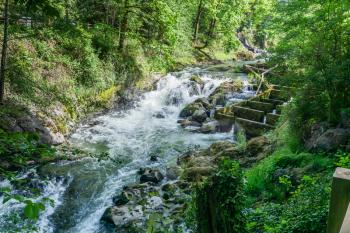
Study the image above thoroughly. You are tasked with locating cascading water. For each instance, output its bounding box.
[0,66,254,233]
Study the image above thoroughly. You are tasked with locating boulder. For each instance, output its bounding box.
[113,191,133,206]
[101,205,143,227]
[207,141,236,156]
[246,136,270,157]
[313,128,350,151]
[190,75,205,87]
[209,81,243,106]
[184,166,215,182]
[179,98,211,118]
[166,166,182,180]
[177,119,202,128]
[153,112,166,119]
[191,109,208,123]
[179,103,205,118]
[147,196,163,209]
[200,121,219,134]
[139,168,164,183]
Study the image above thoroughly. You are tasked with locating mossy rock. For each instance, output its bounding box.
[190,75,205,86]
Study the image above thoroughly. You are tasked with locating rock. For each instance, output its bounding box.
[101,205,143,227]
[162,183,178,193]
[101,207,115,224]
[147,196,163,209]
[192,109,208,123]
[246,136,269,157]
[209,81,243,106]
[313,128,350,151]
[177,119,202,128]
[179,98,211,118]
[112,191,132,206]
[153,112,166,119]
[200,121,219,134]
[150,155,158,162]
[190,75,205,87]
[187,156,214,168]
[166,166,182,180]
[139,168,164,183]
[305,122,330,150]
[184,166,215,182]
[208,141,236,156]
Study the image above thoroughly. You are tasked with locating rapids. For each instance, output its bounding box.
[0,65,255,233]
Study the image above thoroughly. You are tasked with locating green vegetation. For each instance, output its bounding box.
[0,129,56,227]
[0,0,350,232]
[194,160,246,233]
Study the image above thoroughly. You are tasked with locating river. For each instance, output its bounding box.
[0,64,255,233]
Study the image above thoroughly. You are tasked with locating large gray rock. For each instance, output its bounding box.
[101,205,143,227]
[200,121,219,134]
[139,168,164,183]
[179,98,210,118]
[192,109,208,123]
[313,128,350,151]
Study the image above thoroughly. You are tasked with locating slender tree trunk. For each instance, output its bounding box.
[193,0,203,44]
[118,0,129,52]
[0,0,9,104]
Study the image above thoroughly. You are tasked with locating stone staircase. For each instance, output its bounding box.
[215,85,293,138]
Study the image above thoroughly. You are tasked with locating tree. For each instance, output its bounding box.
[0,0,9,104]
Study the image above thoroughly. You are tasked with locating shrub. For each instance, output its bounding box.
[247,176,331,233]
[196,160,246,233]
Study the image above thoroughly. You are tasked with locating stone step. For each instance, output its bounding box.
[269,89,290,101]
[235,118,275,138]
[260,98,285,107]
[231,106,265,122]
[244,101,275,113]
[266,113,281,125]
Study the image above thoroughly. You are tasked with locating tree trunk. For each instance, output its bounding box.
[0,0,9,104]
[193,0,203,44]
[118,0,129,52]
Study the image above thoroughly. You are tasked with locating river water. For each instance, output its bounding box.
[0,65,255,233]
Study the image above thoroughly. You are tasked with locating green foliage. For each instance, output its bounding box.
[269,0,350,134]
[0,129,55,174]
[246,176,331,233]
[235,129,247,150]
[245,147,333,202]
[335,151,350,169]
[195,160,246,233]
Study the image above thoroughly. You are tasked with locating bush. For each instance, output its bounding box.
[196,160,246,233]
[0,129,55,176]
[247,176,331,233]
[245,147,332,202]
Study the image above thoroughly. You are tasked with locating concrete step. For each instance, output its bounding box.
[266,113,281,125]
[235,118,275,138]
[270,89,290,101]
[260,98,284,107]
[231,106,265,122]
[244,101,275,113]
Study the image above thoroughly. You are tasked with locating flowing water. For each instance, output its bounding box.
[0,65,255,233]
